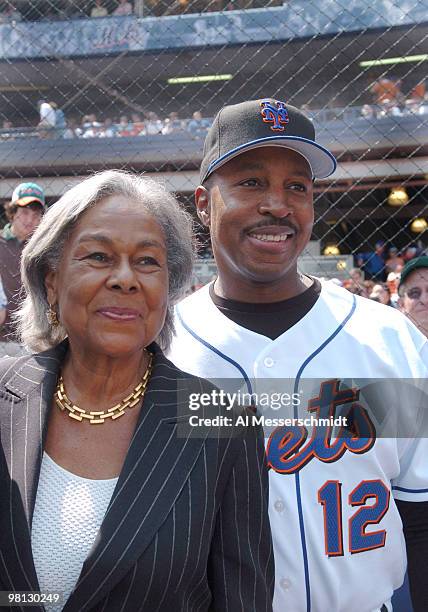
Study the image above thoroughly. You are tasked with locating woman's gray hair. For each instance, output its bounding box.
[15,170,195,352]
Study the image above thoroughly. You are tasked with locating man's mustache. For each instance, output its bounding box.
[245,218,298,233]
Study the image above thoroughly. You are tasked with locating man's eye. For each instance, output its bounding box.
[240,178,260,187]
[289,183,306,192]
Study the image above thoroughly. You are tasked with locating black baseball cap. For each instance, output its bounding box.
[200,98,337,183]
[398,256,428,290]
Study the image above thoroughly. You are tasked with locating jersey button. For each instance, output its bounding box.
[274,499,285,513]
[280,578,291,590]
[264,357,274,367]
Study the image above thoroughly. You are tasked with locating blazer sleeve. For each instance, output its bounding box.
[207,420,274,612]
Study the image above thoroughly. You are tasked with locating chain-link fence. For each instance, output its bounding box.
[0,0,427,291]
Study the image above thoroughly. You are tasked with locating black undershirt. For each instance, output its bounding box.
[210,278,428,610]
[209,278,321,339]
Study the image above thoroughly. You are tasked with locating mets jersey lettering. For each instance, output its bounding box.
[266,379,376,474]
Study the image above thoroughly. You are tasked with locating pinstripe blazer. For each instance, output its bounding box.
[0,341,274,612]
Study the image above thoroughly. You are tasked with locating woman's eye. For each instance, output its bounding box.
[87,252,109,262]
[138,256,160,266]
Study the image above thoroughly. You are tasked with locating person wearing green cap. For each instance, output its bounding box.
[0,181,45,355]
[398,256,428,338]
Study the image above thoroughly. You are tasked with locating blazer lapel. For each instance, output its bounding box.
[0,343,65,594]
[64,348,210,612]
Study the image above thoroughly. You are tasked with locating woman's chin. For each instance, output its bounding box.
[85,332,150,359]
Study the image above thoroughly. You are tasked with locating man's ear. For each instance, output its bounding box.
[44,270,58,306]
[195,185,211,228]
[397,297,404,312]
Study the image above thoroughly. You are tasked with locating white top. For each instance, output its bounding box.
[31,453,118,611]
[39,102,56,127]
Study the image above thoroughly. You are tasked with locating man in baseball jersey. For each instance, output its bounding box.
[168,99,428,612]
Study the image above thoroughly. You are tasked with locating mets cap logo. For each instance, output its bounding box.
[260,99,289,131]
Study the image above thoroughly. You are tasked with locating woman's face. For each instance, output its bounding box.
[45,194,169,358]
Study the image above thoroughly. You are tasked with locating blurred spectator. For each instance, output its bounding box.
[364,279,376,295]
[387,270,401,302]
[51,101,67,137]
[82,123,102,138]
[117,115,132,137]
[81,114,102,137]
[356,241,386,281]
[187,110,211,135]
[361,104,375,119]
[63,118,80,139]
[398,256,428,338]
[376,98,402,118]
[144,111,163,135]
[0,182,45,355]
[420,95,428,115]
[404,97,424,116]
[409,81,426,102]
[91,0,109,17]
[99,117,117,137]
[165,0,191,14]
[369,283,393,306]
[346,267,367,297]
[162,112,184,134]
[38,99,56,138]
[113,0,133,15]
[370,77,401,105]
[1,119,14,141]
[385,245,404,274]
[128,112,145,136]
[403,245,418,262]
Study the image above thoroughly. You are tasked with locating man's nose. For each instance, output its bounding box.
[258,188,293,217]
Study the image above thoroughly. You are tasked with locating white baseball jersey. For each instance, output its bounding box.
[168,279,428,612]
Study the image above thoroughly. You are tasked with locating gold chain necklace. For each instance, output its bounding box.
[54,353,153,425]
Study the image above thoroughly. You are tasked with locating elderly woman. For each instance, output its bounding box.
[0,171,273,611]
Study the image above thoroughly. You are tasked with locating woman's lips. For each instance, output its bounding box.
[97,307,140,321]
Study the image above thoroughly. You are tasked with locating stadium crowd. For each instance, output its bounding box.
[360,78,427,119]
[1,92,427,143]
[1,108,213,141]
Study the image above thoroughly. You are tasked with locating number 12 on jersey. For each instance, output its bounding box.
[318,479,390,556]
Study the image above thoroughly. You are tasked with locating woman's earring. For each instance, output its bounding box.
[47,304,59,327]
